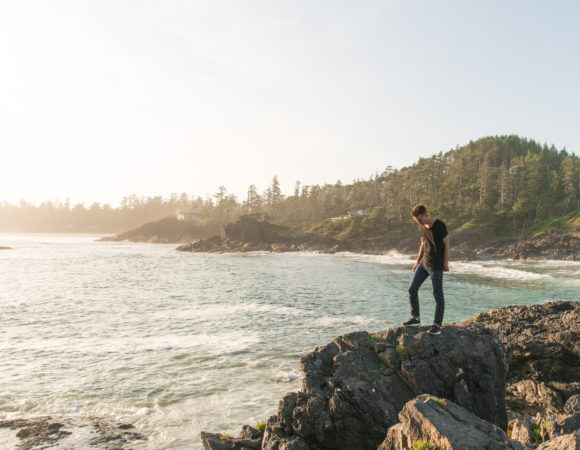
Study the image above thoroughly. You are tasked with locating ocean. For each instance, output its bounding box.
[0,234,578,448]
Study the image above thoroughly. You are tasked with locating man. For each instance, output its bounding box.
[402,204,449,335]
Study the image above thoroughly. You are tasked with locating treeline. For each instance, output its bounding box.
[0,194,220,233]
[234,135,579,237]
[1,135,578,236]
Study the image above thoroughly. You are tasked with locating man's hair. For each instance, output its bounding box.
[411,204,427,217]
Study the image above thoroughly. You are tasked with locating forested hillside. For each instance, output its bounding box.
[1,135,578,236]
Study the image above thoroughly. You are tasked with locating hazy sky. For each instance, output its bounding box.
[1,1,578,206]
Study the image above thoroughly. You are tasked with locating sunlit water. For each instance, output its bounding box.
[0,234,578,448]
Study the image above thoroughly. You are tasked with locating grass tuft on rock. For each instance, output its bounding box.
[396,345,408,359]
[411,439,433,450]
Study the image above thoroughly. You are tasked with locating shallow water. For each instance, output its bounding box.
[0,234,578,448]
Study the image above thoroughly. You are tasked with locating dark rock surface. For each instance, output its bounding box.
[379,395,525,450]
[202,300,580,450]
[233,323,506,450]
[494,230,580,260]
[467,301,580,416]
[0,416,146,449]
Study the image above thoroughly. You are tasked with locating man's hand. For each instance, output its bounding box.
[412,263,419,272]
[443,263,449,272]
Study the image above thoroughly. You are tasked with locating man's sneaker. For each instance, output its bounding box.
[427,324,441,335]
[402,317,421,327]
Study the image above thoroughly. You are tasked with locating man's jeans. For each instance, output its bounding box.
[409,264,444,326]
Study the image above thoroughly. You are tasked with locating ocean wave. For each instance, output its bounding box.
[450,262,552,280]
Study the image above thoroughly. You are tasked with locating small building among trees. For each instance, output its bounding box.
[176,210,201,223]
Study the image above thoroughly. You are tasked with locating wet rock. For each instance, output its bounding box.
[201,431,262,449]
[201,423,265,450]
[0,416,145,449]
[537,429,580,449]
[470,301,580,416]
[379,395,524,450]
[0,417,71,449]
[87,419,146,447]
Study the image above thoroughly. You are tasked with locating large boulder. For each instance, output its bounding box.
[469,301,580,416]
[262,323,507,450]
[379,395,525,450]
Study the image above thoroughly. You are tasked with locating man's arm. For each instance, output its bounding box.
[413,239,424,272]
[443,235,450,272]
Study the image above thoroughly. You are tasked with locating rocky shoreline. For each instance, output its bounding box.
[201,300,580,449]
[2,301,578,448]
[176,218,579,261]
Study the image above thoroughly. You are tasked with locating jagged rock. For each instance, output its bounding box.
[542,412,580,441]
[565,395,580,415]
[511,415,536,445]
[379,395,524,450]
[260,323,507,450]
[470,301,580,416]
[507,380,564,415]
[537,429,580,449]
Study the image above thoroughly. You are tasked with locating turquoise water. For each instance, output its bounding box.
[0,235,578,448]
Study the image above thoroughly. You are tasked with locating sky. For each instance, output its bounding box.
[0,1,579,206]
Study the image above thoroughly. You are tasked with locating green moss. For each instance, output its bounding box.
[379,363,388,374]
[396,345,407,359]
[219,434,231,441]
[256,422,266,432]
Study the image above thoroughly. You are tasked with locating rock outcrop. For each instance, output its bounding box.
[202,301,580,450]
[467,301,580,416]
[379,395,525,450]
[177,216,349,253]
[206,322,508,450]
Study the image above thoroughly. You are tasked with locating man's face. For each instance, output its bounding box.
[413,214,427,225]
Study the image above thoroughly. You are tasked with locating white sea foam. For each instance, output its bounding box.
[271,370,302,383]
[450,262,552,280]
[336,251,413,265]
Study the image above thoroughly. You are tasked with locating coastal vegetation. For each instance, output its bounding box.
[1,135,578,238]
